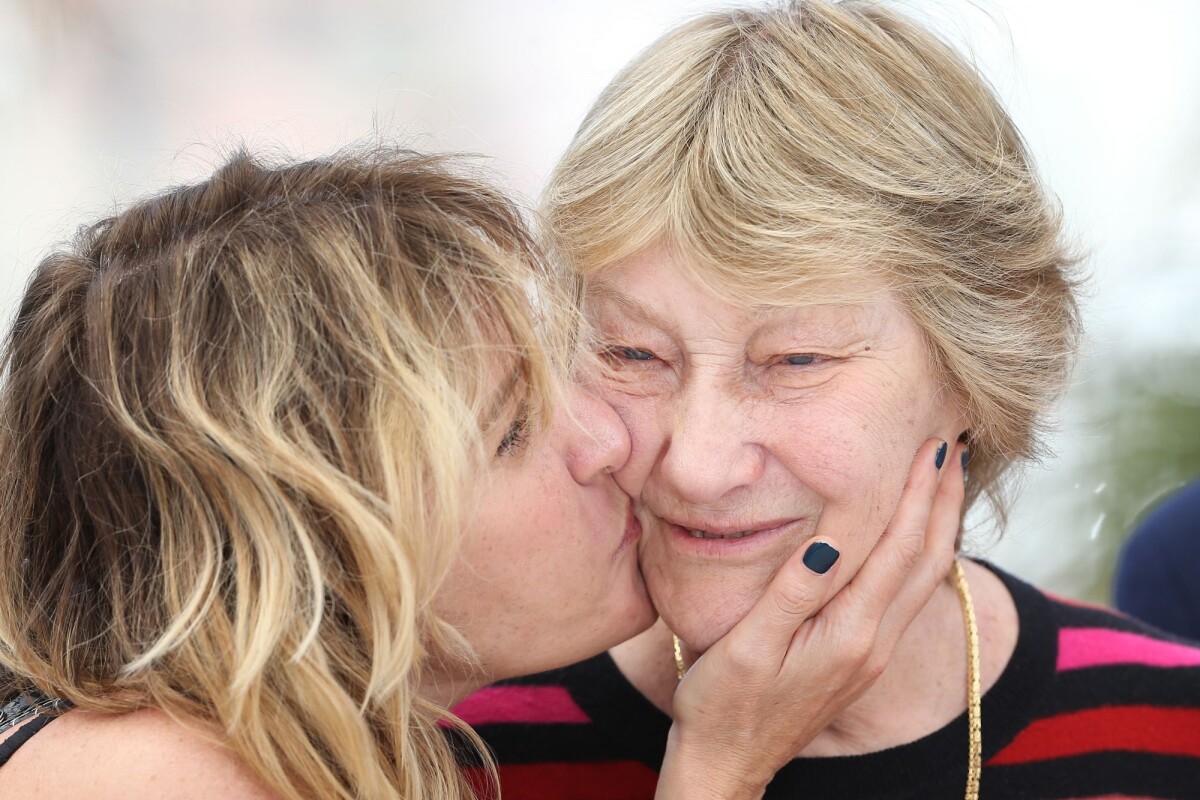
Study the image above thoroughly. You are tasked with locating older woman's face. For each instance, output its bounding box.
[587,247,966,653]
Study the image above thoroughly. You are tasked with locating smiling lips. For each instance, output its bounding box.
[687,528,755,540]
[664,516,800,541]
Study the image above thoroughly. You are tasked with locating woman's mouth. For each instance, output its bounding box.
[685,528,757,540]
[615,506,643,555]
[658,516,804,556]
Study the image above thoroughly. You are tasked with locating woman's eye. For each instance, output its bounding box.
[496,416,529,457]
[783,354,819,366]
[604,345,657,362]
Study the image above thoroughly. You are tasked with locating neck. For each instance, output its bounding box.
[417,670,485,711]
[611,560,1017,757]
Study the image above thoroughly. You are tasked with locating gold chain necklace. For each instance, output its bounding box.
[672,559,981,800]
[951,559,982,800]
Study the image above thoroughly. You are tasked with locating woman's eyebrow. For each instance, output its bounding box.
[481,367,523,432]
[585,282,672,331]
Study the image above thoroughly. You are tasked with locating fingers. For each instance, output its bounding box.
[875,440,966,645]
[664,438,968,798]
[703,437,964,683]
[723,537,844,670]
[832,437,952,621]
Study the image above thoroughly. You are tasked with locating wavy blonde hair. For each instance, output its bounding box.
[546,0,1083,528]
[0,148,568,799]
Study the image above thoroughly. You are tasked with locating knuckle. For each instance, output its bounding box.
[839,630,875,668]
[722,628,771,676]
[773,580,821,617]
[726,647,760,676]
[721,630,756,669]
[861,652,888,682]
[930,548,956,579]
[892,531,926,570]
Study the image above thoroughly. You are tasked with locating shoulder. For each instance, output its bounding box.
[1135,479,1200,538]
[1037,582,1200,682]
[1113,480,1200,636]
[1118,480,1200,566]
[987,563,1200,740]
[0,706,281,800]
[984,572,1200,793]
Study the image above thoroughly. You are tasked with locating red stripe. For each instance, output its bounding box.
[467,761,659,800]
[988,706,1200,766]
[452,685,591,726]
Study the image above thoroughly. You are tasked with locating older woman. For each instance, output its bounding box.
[0,149,965,800]
[464,2,1200,798]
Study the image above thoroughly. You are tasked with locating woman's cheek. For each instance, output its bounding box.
[769,404,902,561]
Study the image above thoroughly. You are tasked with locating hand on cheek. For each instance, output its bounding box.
[658,437,966,799]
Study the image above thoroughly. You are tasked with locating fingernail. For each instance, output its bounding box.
[935,441,948,469]
[961,449,971,470]
[802,541,840,574]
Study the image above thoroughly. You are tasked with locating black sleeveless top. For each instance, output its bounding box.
[0,693,69,767]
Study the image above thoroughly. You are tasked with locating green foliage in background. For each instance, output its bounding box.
[1054,349,1200,604]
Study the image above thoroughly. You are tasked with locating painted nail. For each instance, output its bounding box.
[961,449,971,469]
[802,541,840,574]
[935,441,948,469]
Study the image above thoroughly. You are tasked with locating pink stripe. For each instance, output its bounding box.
[1058,628,1200,672]
[452,685,591,725]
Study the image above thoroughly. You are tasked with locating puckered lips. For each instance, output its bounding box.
[614,504,643,557]
[654,512,805,559]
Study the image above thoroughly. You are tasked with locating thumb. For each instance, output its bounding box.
[726,538,842,663]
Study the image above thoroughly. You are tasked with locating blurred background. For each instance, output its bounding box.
[1,0,1197,603]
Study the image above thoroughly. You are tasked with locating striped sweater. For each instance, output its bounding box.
[456,564,1200,799]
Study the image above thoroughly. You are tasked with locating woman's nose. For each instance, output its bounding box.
[658,387,764,504]
[565,384,632,484]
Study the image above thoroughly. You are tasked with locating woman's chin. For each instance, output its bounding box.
[651,584,762,655]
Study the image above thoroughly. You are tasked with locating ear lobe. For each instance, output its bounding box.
[945,392,973,443]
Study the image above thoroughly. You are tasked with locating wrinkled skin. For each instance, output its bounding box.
[587,246,968,653]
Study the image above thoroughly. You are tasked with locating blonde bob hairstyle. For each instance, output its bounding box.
[0,149,569,800]
[546,0,1082,528]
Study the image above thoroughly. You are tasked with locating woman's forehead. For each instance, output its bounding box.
[584,261,904,341]
[589,241,890,305]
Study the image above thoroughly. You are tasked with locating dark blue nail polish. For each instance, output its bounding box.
[935,441,948,469]
[802,541,839,574]
[961,449,971,469]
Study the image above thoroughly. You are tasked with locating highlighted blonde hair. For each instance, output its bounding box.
[0,149,568,799]
[546,0,1082,526]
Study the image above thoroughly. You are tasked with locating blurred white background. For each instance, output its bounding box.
[2,0,1198,600]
